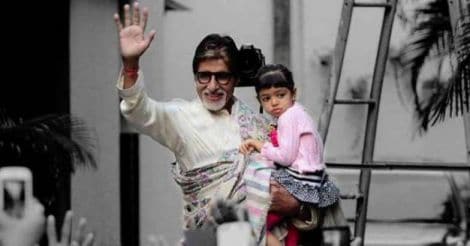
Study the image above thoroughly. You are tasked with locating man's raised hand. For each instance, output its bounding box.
[113,2,156,66]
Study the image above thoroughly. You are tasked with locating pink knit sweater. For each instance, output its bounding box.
[261,103,325,173]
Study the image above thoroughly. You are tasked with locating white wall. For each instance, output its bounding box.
[70,0,121,245]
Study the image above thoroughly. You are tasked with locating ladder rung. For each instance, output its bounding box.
[326,161,470,171]
[340,193,363,200]
[334,99,376,105]
[353,1,391,8]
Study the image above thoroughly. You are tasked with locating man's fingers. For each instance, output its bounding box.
[141,7,149,30]
[75,217,87,244]
[113,13,123,31]
[47,215,58,243]
[124,4,131,27]
[145,30,157,47]
[239,145,246,154]
[240,144,250,155]
[132,2,140,26]
[61,211,74,243]
[83,233,95,246]
[270,180,281,188]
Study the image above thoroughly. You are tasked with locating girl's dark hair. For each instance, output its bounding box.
[254,64,295,95]
[192,34,240,76]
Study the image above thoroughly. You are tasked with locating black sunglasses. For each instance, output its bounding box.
[195,72,234,85]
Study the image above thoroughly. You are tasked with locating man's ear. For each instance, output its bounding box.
[293,88,297,100]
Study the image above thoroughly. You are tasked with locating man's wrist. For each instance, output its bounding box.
[122,57,139,69]
[123,66,139,79]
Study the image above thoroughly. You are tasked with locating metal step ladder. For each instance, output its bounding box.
[317,0,398,244]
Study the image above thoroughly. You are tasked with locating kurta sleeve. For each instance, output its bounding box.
[117,71,181,152]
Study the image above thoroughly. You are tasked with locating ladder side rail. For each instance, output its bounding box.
[319,0,355,142]
[354,0,398,243]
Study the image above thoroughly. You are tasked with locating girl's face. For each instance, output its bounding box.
[258,87,295,118]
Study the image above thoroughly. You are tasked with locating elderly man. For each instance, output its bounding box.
[114,2,320,245]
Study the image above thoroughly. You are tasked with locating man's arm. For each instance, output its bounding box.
[269,180,300,216]
[270,180,317,230]
[114,3,184,152]
[118,77,182,152]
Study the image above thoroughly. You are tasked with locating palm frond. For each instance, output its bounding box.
[0,113,97,170]
[397,0,470,131]
[397,0,451,29]
[419,17,470,130]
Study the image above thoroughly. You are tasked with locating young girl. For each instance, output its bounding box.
[239,64,340,246]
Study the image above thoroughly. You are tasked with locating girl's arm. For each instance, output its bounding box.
[261,110,301,166]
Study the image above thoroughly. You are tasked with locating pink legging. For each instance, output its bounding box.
[267,212,299,246]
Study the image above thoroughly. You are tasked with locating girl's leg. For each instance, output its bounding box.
[267,213,287,245]
[284,223,300,246]
[267,232,283,246]
[266,212,284,230]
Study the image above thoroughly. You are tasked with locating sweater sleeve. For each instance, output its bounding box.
[260,108,301,166]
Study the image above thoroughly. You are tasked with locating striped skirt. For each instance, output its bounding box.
[272,167,340,208]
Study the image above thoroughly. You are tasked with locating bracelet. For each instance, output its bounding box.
[123,67,139,78]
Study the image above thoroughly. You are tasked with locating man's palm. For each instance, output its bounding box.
[120,26,150,60]
[114,3,156,63]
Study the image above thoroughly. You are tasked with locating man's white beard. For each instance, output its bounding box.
[202,90,227,111]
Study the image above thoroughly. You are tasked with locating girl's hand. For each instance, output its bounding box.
[113,2,156,66]
[239,139,264,154]
[239,141,255,155]
[247,139,263,152]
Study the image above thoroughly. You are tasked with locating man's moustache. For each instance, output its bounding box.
[205,90,225,96]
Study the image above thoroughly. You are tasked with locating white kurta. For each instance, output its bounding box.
[117,72,243,171]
